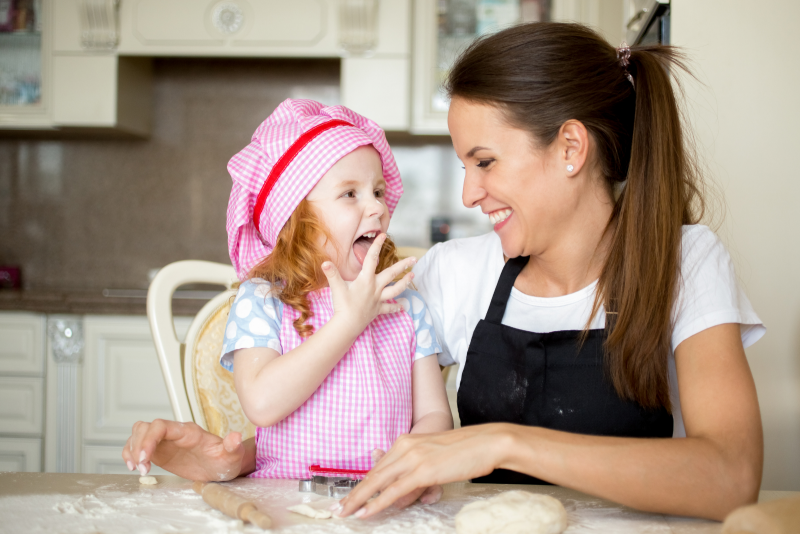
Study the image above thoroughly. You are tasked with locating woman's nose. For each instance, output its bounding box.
[462,171,486,209]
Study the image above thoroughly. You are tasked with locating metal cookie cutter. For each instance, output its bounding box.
[298,465,367,497]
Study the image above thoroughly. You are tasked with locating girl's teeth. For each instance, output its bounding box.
[489,209,512,225]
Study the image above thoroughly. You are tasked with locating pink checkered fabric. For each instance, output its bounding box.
[227,99,403,280]
[250,287,415,479]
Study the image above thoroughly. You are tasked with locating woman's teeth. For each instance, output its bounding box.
[489,209,512,225]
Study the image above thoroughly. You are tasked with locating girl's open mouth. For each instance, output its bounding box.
[353,231,378,265]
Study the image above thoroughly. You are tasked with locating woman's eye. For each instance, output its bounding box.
[477,159,494,169]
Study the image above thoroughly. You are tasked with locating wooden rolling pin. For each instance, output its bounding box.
[192,480,272,529]
[722,495,800,534]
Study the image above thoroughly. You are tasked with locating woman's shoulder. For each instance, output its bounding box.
[679,224,730,272]
[419,232,502,273]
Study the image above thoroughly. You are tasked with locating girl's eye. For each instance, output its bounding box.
[343,191,355,198]
[477,159,494,169]
[374,189,385,198]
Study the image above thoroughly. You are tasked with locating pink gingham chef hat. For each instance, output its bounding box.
[226,99,403,280]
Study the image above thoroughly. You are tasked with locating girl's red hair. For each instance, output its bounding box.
[248,199,401,337]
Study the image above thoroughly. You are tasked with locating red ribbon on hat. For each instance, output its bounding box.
[252,119,354,231]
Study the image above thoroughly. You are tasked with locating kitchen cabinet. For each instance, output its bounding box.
[0,312,190,474]
[0,312,46,473]
[411,0,624,134]
[74,315,189,474]
[0,0,52,129]
[1,0,152,134]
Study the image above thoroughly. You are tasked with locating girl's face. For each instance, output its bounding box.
[306,145,390,282]
[447,97,590,259]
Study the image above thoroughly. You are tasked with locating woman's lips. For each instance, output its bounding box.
[490,209,513,231]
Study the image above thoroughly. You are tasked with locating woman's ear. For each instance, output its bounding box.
[559,120,590,176]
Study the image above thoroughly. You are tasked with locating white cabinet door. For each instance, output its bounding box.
[0,438,42,472]
[0,313,45,375]
[82,316,189,444]
[0,377,44,435]
[119,0,339,56]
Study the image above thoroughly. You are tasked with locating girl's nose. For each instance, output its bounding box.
[366,197,385,218]
[462,171,487,209]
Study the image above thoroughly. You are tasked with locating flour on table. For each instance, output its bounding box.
[139,476,158,485]
[455,490,568,534]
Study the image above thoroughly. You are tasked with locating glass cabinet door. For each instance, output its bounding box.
[0,0,49,123]
[412,0,550,134]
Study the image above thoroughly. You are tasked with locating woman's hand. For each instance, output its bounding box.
[322,233,416,334]
[338,424,512,519]
[122,419,256,481]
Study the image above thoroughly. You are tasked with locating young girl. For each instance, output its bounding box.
[217,98,451,480]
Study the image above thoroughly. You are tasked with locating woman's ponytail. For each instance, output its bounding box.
[601,46,703,408]
[446,23,703,409]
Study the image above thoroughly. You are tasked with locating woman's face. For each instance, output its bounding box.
[306,145,390,282]
[448,97,589,259]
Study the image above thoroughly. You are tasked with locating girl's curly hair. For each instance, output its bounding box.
[247,199,401,337]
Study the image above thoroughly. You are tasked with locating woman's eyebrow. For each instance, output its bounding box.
[466,146,491,158]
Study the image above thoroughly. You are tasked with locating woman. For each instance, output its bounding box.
[336,23,764,521]
[125,23,763,521]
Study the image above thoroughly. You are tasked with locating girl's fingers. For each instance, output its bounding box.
[378,302,403,315]
[321,261,347,295]
[359,233,387,278]
[376,256,417,288]
[380,272,414,302]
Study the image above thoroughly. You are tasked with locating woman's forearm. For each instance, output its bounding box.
[498,424,761,520]
[236,315,360,427]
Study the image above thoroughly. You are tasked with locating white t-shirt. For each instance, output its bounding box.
[413,225,765,438]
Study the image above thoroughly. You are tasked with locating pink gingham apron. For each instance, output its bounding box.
[250,287,415,479]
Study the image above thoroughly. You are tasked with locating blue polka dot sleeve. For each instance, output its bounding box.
[219,279,284,372]
[394,288,443,361]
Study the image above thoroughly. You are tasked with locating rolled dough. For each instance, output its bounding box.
[455,490,567,534]
[287,504,333,519]
[138,476,158,485]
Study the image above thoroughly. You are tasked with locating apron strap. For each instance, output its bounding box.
[485,255,529,324]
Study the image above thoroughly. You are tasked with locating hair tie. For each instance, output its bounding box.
[616,42,635,89]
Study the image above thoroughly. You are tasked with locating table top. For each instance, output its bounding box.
[0,472,796,533]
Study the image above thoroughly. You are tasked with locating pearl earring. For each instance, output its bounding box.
[566,164,574,172]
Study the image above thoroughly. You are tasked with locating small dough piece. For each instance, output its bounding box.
[455,490,567,534]
[139,476,158,485]
[287,504,333,519]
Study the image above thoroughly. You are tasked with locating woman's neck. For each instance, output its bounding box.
[514,191,615,299]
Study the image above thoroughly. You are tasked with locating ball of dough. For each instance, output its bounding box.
[455,491,567,534]
[139,476,158,485]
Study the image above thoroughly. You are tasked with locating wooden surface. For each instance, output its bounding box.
[0,472,796,533]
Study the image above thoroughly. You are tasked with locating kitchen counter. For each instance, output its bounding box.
[0,289,218,316]
[2,472,796,533]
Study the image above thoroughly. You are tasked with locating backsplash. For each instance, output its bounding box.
[0,58,489,291]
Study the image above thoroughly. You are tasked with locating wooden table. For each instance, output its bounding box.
[0,472,796,533]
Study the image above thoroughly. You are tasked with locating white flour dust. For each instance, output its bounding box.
[0,487,262,534]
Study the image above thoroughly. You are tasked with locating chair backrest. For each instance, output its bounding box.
[147,261,254,438]
[183,291,256,439]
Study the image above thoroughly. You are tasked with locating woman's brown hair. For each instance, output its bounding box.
[446,23,703,409]
[248,198,401,337]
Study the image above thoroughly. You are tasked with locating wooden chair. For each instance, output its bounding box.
[147,260,255,440]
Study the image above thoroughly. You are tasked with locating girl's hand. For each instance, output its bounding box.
[338,424,511,519]
[122,419,255,481]
[322,233,416,333]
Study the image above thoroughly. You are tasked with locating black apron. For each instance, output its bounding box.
[457,256,673,484]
